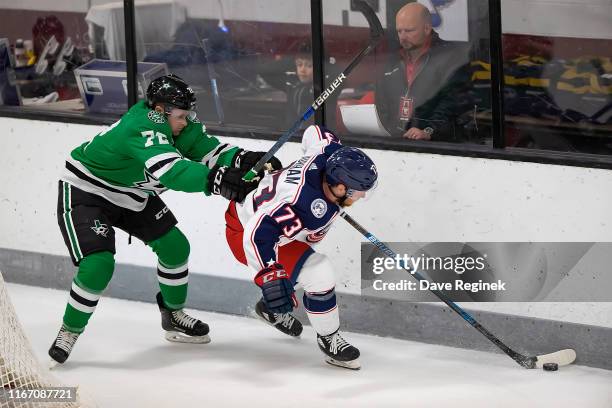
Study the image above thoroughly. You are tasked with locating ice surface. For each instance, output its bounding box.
[6,283,612,408]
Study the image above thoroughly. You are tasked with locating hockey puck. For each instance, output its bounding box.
[543,363,558,371]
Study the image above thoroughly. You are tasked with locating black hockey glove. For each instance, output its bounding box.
[254,263,296,314]
[232,149,283,177]
[208,165,258,202]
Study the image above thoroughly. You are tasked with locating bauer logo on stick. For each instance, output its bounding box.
[311,73,347,110]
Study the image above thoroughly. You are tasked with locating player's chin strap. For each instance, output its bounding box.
[327,182,351,207]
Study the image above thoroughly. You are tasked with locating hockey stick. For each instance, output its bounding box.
[243,0,384,180]
[339,210,577,369]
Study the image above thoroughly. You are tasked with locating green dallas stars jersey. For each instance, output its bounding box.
[61,101,239,211]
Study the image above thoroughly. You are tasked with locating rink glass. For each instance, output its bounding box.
[0,1,126,118]
[1,1,611,164]
[322,0,492,146]
[132,0,313,132]
[501,2,612,156]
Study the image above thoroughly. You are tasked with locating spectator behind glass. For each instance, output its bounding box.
[291,48,314,118]
[259,42,338,129]
[375,3,470,141]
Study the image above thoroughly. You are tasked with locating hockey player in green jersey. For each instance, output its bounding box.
[49,74,282,364]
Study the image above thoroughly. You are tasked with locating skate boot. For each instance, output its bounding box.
[48,325,81,364]
[317,330,360,370]
[156,292,210,344]
[255,299,303,337]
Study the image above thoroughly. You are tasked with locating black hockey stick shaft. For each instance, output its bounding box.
[339,211,536,368]
[243,0,384,180]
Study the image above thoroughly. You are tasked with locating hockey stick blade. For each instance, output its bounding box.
[243,0,383,181]
[339,211,578,370]
[512,348,577,369]
[534,349,577,368]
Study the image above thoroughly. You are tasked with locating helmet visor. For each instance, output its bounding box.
[345,179,378,204]
[165,107,197,121]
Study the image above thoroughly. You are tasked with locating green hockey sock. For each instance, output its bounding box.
[62,251,114,333]
[148,227,190,310]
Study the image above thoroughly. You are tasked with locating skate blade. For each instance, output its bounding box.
[48,359,61,370]
[325,357,361,370]
[254,311,274,327]
[254,312,301,338]
[164,331,211,344]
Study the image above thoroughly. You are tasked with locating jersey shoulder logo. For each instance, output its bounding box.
[311,198,327,219]
[147,110,166,124]
[308,162,318,171]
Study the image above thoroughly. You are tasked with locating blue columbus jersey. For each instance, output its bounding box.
[234,125,342,270]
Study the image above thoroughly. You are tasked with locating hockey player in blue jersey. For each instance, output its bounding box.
[224,125,377,370]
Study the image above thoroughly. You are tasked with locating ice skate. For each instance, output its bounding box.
[157,292,210,344]
[255,299,303,337]
[48,325,81,364]
[317,330,360,370]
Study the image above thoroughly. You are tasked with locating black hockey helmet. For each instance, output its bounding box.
[146,74,196,111]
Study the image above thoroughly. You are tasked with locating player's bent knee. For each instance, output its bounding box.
[297,252,336,293]
[149,226,190,266]
[77,251,115,292]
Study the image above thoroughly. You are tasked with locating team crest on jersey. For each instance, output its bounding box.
[91,220,109,237]
[134,171,168,195]
[147,110,166,124]
[310,198,327,218]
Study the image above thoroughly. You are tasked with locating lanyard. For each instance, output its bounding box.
[405,53,430,95]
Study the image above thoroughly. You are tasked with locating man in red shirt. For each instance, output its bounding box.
[375,3,470,141]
